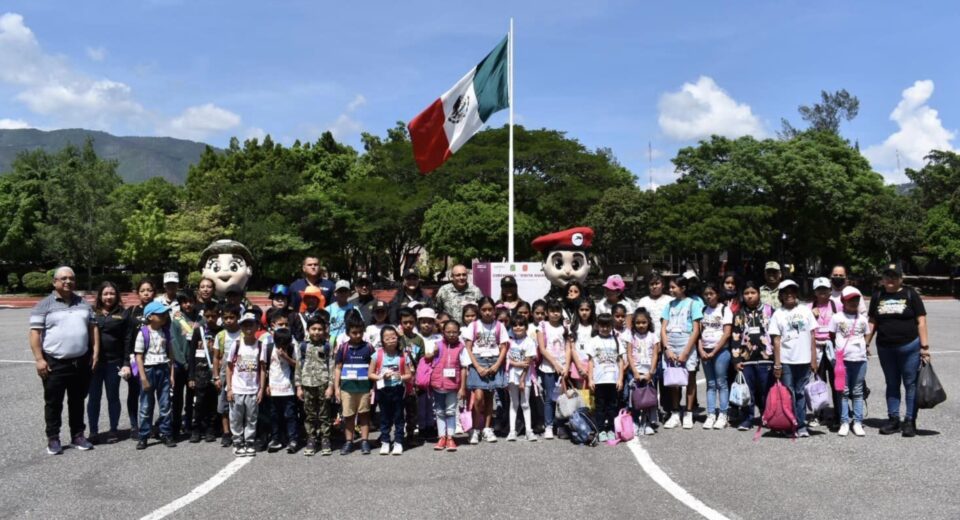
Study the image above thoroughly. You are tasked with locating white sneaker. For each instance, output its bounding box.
[506,431,518,442]
[838,423,850,437]
[391,443,403,455]
[482,428,498,443]
[455,424,464,435]
[852,423,865,437]
[380,443,391,455]
[663,414,681,429]
[543,428,554,440]
[526,432,537,442]
[714,413,728,430]
[702,415,716,429]
[644,425,656,435]
[809,417,821,428]
[469,430,480,445]
[682,414,694,429]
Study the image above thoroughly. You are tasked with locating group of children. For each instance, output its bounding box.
[126,269,876,458]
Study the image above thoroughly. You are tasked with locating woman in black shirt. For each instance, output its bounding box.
[866,263,930,438]
[88,282,128,444]
[120,279,156,437]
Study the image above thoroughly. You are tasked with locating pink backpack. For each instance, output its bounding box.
[414,347,437,391]
[755,380,797,440]
[613,408,635,442]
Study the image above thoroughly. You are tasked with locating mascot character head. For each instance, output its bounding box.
[531,227,594,290]
[198,239,253,299]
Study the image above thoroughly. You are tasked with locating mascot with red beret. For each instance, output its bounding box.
[531,227,594,301]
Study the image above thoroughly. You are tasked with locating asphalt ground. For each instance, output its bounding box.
[1,301,958,520]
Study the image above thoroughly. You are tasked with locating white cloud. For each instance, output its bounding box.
[244,126,267,140]
[85,46,106,61]
[346,94,366,111]
[0,117,29,129]
[863,80,955,183]
[658,76,765,140]
[162,103,241,140]
[326,93,366,139]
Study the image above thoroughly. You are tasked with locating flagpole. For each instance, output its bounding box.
[507,18,515,263]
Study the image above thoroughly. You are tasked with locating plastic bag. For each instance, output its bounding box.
[916,361,946,409]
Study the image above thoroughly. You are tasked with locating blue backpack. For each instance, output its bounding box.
[568,407,599,446]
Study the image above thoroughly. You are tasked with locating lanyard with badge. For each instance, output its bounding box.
[441,343,457,378]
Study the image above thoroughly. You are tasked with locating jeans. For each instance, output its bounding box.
[432,391,458,437]
[593,384,618,432]
[42,353,92,439]
[878,338,921,420]
[138,364,172,440]
[740,363,772,426]
[539,370,559,427]
[229,393,259,444]
[703,349,731,415]
[778,364,811,430]
[270,395,298,444]
[87,359,122,435]
[377,385,405,445]
[840,360,867,423]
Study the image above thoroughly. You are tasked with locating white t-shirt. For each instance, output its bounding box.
[595,297,636,316]
[585,335,624,385]
[227,338,267,395]
[769,305,817,365]
[420,332,443,358]
[637,294,674,335]
[829,312,870,362]
[134,327,170,366]
[364,324,387,350]
[267,341,295,396]
[538,322,568,373]
[463,320,508,359]
[629,331,657,374]
[506,336,537,385]
[572,324,593,362]
[700,303,733,349]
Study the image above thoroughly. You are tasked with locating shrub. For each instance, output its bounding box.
[22,272,54,293]
[6,273,19,291]
[187,271,203,288]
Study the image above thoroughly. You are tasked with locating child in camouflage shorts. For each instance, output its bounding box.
[295,316,335,456]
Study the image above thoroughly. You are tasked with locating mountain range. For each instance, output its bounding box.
[0,128,212,184]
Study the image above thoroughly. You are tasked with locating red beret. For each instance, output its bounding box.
[531,227,594,253]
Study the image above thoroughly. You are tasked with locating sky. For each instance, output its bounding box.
[0,0,957,185]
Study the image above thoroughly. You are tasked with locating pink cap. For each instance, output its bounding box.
[603,275,626,292]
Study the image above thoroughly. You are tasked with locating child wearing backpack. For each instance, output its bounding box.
[267,327,299,453]
[506,314,538,442]
[769,280,818,438]
[661,276,704,430]
[212,305,243,447]
[187,304,220,443]
[463,297,509,445]
[398,308,425,444]
[134,302,177,449]
[625,308,659,435]
[587,313,624,442]
[296,317,335,456]
[569,299,596,387]
[226,313,267,456]
[334,320,376,455]
[829,287,871,437]
[731,281,774,431]
[425,320,467,451]
[364,301,390,349]
[369,326,412,455]
[699,283,733,430]
[537,299,571,440]
[809,277,840,428]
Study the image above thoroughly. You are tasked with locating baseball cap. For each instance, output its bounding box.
[372,300,388,311]
[238,312,257,324]
[406,301,424,310]
[682,270,699,281]
[841,286,862,301]
[355,276,371,286]
[777,279,799,291]
[603,274,626,292]
[417,308,437,321]
[812,277,830,290]
[143,301,171,318]
[881,262,903,277]
[501,275,517,287]
[335,280,351,292]
[402,268,420,279]
[765,261,781,272]
[163,272,180,284]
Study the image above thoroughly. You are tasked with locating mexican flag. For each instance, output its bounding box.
[408,35,509,174]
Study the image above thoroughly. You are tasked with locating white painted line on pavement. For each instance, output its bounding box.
[0,359,35,364]
[140,457,252,520]
[627,439,730,520]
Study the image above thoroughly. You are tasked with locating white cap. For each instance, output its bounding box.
[163,272,179,284]
[681,269,699,280]
[778,280,798,291]
[334,280,351,292]
[238,312,257,324]
[812,277,830,290]
[417,308,437,320]
[841,286,862,301]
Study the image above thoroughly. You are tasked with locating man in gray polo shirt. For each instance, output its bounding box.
[29,266,100,455]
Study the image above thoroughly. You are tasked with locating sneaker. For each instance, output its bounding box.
[244,444,256,456]
[682,414,694,429]
[136,438,148,450]
[838,423,850,437]
[221,434,233,447]
[797,428,810,438]
[434,438,447,451]
[303,440,316,456]
[879,416,901,435]
[392,443,404,456]
[714,413,728,430]
[663,414,681,429]
[340,441,354,456]
[455,423,464,435]
[205,431,217,443]
[233,443,244,456]
[360,440,372,455]
[469,430,480,445]
[702,415,716,429]
[190,431,202,443]
[526,432,538,442]
[163,436,177,448]
[644,425,656,436]
[71,435,94,451]
[506,431,518,442]
[852,423,865,437]
[598,431,609,442]
[320,439,332,456]
[901,419,917,438]
[380,442,391,455]
[446,436,458,452]
[268,439,283,451]
[47,437,62,455]
[737,420,752,431]
[543,428,554,440]
[808,417,821,428]
[482,428,497,443]
[287,440,298,453]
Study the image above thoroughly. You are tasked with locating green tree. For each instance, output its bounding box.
[166,202,236,271]
[0,149,52,264]
[907,150,960,270]
[781,89,860,137]
[118,192,170,271]
[583,185,656,266]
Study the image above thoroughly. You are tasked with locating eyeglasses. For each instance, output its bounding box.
[57,277,76,282]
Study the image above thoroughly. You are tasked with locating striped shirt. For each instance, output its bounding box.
[29,291,94,359]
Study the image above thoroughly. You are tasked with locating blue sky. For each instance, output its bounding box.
[0,0,957,185]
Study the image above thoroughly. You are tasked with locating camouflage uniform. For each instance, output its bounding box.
[295,340,334,442]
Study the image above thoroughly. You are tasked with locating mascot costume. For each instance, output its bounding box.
[199,239,254,300]
[531,227,594,301]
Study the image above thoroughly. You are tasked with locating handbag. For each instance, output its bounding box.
[459,395,474,432]
[556,388,583,420]
[729,371,752,407]
[663,362,687,387]
[917,360,947,409]
[804,373,831,412]
[631,380,659,410]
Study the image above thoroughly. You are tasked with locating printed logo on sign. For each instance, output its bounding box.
[448,94,470,124]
